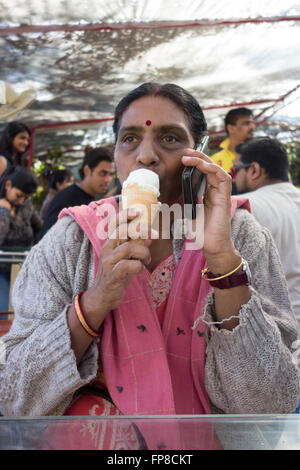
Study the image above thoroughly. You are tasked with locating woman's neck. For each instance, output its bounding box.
[147,237,173,272]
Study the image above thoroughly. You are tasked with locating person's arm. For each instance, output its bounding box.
[0,204,11,245]
[0,209,152,416]
[204,209,300,414]
[182,150,299,414]
[182,150,251,330]
[0,217,99,416]
[0,156,7,177]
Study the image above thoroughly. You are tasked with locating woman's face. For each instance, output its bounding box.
[12,131,30,154]
[114,96,195,205]
[5,181,30,207]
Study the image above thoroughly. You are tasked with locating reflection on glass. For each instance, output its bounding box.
[0,415,299,450]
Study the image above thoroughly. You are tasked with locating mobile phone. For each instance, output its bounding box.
[182,135,209,219]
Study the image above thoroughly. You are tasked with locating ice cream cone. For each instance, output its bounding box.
[121,169,160,241]
[122,184,159,226]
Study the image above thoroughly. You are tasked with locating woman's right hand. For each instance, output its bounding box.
[79,208,154,331]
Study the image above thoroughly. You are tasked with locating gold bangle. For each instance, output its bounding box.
[201,257,243,282]
[73,293,100,338]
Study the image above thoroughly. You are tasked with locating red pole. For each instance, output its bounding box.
[1,16,300,35]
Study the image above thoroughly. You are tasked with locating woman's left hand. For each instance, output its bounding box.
[182,149,241,272]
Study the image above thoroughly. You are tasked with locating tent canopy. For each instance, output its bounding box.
[0,0,300,159]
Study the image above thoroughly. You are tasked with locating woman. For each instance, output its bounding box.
[0,122,31,176]
[0,166,41,310]
[0,83,299,450]
[40,168,74,220]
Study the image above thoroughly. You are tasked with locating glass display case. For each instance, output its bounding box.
[0,414,299,450]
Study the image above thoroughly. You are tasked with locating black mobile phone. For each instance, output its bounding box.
[182,135,209,219]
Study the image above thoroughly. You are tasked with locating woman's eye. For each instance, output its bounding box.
[122,135,137,143]
[162,135,178,144]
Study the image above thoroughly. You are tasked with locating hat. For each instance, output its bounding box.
[0,82,36,120]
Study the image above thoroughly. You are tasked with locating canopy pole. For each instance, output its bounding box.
[255,83,300,123]
[1,16,300,35]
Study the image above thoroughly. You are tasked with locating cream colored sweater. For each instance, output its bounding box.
[0,208,299,416]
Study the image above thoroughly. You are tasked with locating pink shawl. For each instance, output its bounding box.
[59,195,250,448]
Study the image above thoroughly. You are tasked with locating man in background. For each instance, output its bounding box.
[40,146,114,237]
[212,107,256,173]
[233,136,300,333]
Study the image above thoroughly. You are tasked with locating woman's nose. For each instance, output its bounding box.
[136,142,159,166]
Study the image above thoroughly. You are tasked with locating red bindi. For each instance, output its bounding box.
[146,120,152,126]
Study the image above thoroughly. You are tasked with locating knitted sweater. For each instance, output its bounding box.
[0,208,299,416]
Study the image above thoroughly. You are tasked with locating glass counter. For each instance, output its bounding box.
[0,414,299,450]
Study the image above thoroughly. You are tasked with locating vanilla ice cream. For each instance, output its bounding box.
[122,169,160,197]
[122,169,160,232]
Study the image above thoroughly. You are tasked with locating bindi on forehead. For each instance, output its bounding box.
[145,120,152,126]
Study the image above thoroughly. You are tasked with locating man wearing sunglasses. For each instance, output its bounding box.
[212,107,255,174]
[233,136,300,335]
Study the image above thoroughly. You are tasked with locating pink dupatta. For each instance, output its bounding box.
[58,195,250,449]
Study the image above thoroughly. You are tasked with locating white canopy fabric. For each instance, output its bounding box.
[0,0,299,157]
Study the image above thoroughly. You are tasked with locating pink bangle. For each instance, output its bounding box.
[73,292,100,338]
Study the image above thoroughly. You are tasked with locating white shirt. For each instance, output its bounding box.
[242,182,300,331]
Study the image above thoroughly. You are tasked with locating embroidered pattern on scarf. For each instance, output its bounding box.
[145,254,175,309]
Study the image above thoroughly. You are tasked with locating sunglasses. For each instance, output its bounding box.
[230,163,251,178]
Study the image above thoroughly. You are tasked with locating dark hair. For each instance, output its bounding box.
[79,146,113,180]
[0,166,38,198]
[236,137,289,182]
[112,82,207,148]
[49,168,73,190]
[224,108,253,134]
[0,121,31,166]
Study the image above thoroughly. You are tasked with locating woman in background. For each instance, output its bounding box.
[0,166,41,310]
[0,122,31,177]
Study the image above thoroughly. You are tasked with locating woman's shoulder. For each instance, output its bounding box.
[29,215,94,286]
[39,215,89,259]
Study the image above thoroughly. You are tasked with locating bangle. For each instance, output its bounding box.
[201,257,243,282]
[73,292,100,338]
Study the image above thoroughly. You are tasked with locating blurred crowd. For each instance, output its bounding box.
[0,121,119,310]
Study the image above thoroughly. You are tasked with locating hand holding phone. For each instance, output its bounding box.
[182,135,209,219]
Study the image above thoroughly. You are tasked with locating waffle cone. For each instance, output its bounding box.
[122,184,159,227]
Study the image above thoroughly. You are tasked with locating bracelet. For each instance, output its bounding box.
[201,257,243,282]
[73,292,100,338]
